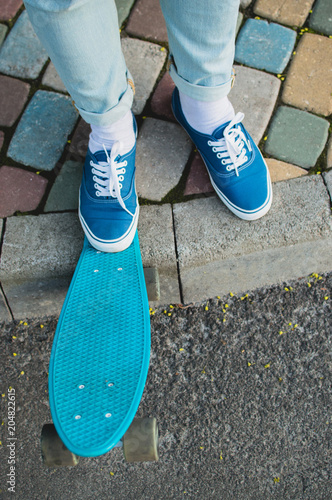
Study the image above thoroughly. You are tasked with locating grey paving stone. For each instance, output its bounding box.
[138,204,180,305]
[236,12,243,36]
[44,161,82,212]
[42,62,67,93]
[0,23,8,47]
[115,0,135,26]
[265,106,329,169]
[240,0,252,7]
[327,134,332,169]
[173,176,332,303]
[136,118,192,201]
[8,90,78,171]
[121,37,167,115]
[0,11,48,79]
[229,65,281,144]
[0,213,83,319]
[323,170,332,202]
[309,0,332,36]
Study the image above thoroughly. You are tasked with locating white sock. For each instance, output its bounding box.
[179,91,235,136]
[89,110,136,154]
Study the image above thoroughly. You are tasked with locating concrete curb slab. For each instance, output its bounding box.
[173,176,332,303]
[138,204,180,305]
[0,204,180,319]
[0,213,83,319]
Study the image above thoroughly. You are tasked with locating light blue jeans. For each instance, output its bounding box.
[24,0,240,126]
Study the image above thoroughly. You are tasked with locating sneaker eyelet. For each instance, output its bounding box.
[94,183,99,189]
[226,166,231,171]
[217,153,222,159]
[221,160,227,165]
[212,147,217,152]
[96,191,101,197]
[119,175,124,181]
[208,141,212,146]
[119,183,123,189]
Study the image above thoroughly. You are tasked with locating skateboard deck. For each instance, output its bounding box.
[48,231,150,458]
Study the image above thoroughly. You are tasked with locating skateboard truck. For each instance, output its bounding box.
[41,417,159,467]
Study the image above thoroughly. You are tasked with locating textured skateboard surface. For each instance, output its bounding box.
[49,232,150,457]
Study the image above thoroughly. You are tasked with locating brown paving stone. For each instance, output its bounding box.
[150,72,176,122]
[0,0,22,21]
[0,166,48,217]
[126,0,168,42]
[254,0,314,27]
[68,119,90,158]
[265,158,307,183]
[0,75,30,126]
[0,130,4,152]
[184,153,213,196]
[282,33,332,116]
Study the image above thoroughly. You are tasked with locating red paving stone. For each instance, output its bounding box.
[151,72,176,122]
[184,152,214,196]
[0,166,48,217]
[0,131,4,152]
[0,75,30,127]
[0,0,22,21]
[68,119,90,158]
[126,0,168,42]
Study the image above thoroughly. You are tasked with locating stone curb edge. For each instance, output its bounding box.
[0,175,331,321]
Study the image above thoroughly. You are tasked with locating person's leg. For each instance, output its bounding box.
[24,0,133,126]
[160,0,272,221]
[24,0,138,251]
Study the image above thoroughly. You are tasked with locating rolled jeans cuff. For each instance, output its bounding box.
[169,63,234,102]
[75,72,135,127]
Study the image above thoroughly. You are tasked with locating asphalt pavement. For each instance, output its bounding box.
[0,271,331,499]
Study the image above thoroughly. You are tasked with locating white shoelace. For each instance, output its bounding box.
[89,141,134,217]
[207,112,252,177]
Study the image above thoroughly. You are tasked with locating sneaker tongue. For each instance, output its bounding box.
[92,149,109,162]
[212,121,229,140]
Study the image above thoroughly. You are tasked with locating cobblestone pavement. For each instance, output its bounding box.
[0,0,332,319]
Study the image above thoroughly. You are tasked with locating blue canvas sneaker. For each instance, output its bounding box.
[79,118,139,252]
[172,88,272,220]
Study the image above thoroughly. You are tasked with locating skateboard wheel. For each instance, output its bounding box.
[122,417,159,462]
[41,424,79,467]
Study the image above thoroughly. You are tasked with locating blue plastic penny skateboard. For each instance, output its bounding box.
[41,232,159,466]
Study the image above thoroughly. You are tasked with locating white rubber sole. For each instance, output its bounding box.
[209,170,273,221]
[79,206,139,253]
